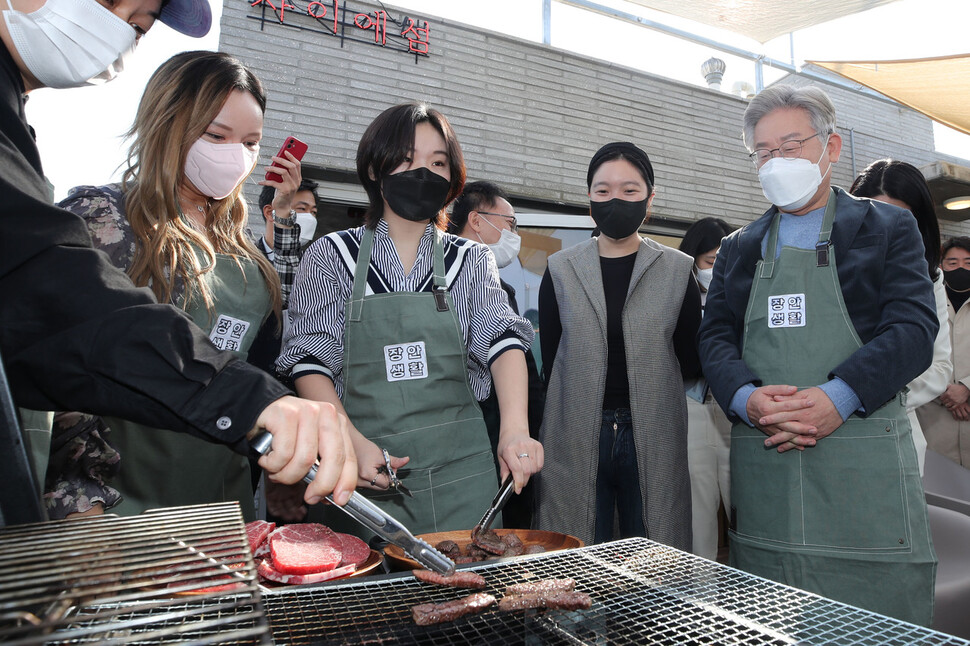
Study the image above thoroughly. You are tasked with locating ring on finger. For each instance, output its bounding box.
[517,453,529,459]
[370,476,378,487]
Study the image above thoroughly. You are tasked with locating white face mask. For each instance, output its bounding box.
[696,267,713,291]
[294,212,317,244]
[183,139,260,200]
[478,215,521,268]
[3,0,137,89]
[757,136,831,212]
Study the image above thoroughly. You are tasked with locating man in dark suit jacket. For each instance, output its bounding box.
[697,85,937,624]
[448,181,545,528]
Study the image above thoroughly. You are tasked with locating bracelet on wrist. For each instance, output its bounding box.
[272,208,297,226]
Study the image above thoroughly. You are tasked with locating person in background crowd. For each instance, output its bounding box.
[447,180,545,528]
[247,178,319,380]
[258,178,320,305]
[49,51,313,520]
[278,103,542,536]
[0,0,356,521]
[851,159,951,475]
[679,216,734,560]
[698,85,937,624]
[536,141,701,549]
[917,236,970,468]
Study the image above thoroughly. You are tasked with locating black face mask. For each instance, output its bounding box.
[589,197,647,239]
[382,167,451,222]
[944,267,970,292]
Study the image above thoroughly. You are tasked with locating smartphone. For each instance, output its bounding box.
[265,136,308,182]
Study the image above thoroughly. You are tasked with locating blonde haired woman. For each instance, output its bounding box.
[46,51,303,519]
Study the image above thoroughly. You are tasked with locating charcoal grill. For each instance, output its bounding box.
[0,502,271,645]
[262,537,968,645]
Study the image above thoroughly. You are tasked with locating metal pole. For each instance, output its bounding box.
[542,0,551,45]
[849,128,857,179]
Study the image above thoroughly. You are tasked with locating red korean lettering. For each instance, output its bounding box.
[306,0,338,34]
[354,10,387,46]
[401,17,430,55]
[250,0,297,23]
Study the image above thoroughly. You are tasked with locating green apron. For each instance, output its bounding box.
[105,249,271,521]
[312,227,497,537]
[729,190,936,625]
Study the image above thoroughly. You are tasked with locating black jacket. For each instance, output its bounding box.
[0,43,288,454]
[698,187,938,418]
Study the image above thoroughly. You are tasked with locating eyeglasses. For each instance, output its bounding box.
[749,133,823,167]
[942,257,970,270]
[477,211,517,231]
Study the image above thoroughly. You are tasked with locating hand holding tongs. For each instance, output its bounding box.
[250,431,454,575]
[471,473,516,539]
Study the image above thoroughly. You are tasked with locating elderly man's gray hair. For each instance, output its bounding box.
[742,85,837,152]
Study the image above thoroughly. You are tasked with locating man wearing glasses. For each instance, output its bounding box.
[447,181,543,529]
[698,85,938,624]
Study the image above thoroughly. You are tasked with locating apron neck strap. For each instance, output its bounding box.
[349,225,448,321]
[760,188,838,279]
[349,228,376,321]
[431,226,446,290]
[815,188,838,268]
[761,213,782,280]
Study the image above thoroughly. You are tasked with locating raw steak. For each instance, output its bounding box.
[253,540,271,561]
[335,532,371,568]
[270,524,343,574]
[412,592,496,626]
[257,559,355,585]
[245,520,275,554]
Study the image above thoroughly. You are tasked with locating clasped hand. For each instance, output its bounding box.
[746,385,844,453]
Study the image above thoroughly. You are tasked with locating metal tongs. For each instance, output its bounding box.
[471,473,516,539]
[378,448,412,497]
[250,431,455,575]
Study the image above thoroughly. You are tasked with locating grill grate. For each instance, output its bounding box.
[264,537,967,645]
[0,503,271,645]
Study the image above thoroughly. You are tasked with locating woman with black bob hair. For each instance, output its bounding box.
[536,141,701,548]
[278,103,541,535]
[850,159,951,474]
[678,216,734,560]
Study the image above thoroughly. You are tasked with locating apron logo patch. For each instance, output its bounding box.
[209,314,250,351]
[384,341,428,382]
[768,293,806,328]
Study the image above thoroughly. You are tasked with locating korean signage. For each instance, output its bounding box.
[248,0,432,62]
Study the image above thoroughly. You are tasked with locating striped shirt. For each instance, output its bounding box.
[277,220,533,401]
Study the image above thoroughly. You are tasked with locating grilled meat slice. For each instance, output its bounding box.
[498,591,592,612]
[413,568,487,589]
[505,578,576,596]
[412,592,497,626]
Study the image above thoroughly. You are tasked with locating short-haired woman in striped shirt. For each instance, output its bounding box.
[278,103,542,535]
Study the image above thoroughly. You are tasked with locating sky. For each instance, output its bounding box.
[24,0,970,201]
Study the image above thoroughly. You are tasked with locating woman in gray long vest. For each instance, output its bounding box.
[535,142,702,549]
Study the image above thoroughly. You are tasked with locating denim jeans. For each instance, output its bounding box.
[594,408,646,543]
